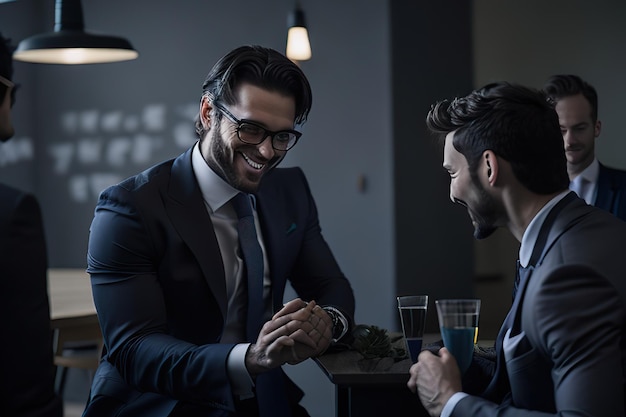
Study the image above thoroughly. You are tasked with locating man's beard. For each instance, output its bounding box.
[469,177,499,240]
[204,127,283,193]
[473,221,496,240]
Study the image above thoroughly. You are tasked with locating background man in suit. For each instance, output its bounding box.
[0,33,63,417]
[407,82,626,416]
[83,45,355,417]
[543,74,626,220]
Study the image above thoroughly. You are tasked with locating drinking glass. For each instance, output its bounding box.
[435,299,480,375]
[397,295,429,362]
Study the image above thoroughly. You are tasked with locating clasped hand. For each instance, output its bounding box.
[407,348,462,417]
[246,298,332,374]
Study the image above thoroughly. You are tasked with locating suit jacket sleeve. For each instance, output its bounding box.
[87,179,236,409]
[452,264,625,416]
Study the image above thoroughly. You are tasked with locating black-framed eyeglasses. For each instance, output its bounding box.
[0,75,17,108]
[213,101,302,151]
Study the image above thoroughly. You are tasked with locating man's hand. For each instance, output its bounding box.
[407,348,462,417]
[245,298,332,375]
[276,299,333,363]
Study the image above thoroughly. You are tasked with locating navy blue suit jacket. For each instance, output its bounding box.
[83,147,355,416]
[595,162,626,221]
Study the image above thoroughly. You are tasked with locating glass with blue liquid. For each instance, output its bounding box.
[397,295,429,363]
[435,299,481,375]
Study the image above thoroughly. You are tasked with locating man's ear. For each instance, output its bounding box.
[199,95,212,130]
[594,119,602,139]
[483,150,498,185]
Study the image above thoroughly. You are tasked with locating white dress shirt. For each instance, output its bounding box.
[569,158,599,205]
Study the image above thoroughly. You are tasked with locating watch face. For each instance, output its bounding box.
[322,306,348,341]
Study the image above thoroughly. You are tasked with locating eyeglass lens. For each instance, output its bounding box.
[237,122,297,151]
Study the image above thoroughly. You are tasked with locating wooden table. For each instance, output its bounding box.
[315,332,497,417]
[314,333,439,417]
[48,269,102,391]
[49,268,97,320]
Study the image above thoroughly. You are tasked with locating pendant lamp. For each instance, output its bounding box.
[13,0,138,65]
[285,2,311,61]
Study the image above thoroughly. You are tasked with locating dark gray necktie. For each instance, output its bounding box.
[231,192,265,341]
[231,193,291,417]
[512,260,530,301]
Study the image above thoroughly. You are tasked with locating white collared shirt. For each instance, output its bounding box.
[518,190,571,268]
[569,158,599,205]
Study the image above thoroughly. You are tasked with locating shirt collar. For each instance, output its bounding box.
[191,141,239,213]
[576,157,599,184]
[519,190,571,267]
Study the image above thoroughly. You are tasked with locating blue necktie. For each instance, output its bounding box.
[231,193,291,417]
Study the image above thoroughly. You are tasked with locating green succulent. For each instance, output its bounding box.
[351,324,406,360]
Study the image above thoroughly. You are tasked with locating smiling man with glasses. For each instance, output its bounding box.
[84,45,355,417]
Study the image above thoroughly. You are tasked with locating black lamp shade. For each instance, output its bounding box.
[288,8,307,29]
[13,0,138,64]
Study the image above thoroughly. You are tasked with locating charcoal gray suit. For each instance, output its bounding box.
[455,192,626,416]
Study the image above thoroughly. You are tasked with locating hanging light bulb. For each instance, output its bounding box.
[286,4,311,61]
[13,0,138,65]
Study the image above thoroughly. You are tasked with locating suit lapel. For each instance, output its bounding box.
[255,178,300,314]
[595,164,613,210]
[255,192,289,313]
[511,192,582,330]
[485,192,581,401]
[164,148,228,318]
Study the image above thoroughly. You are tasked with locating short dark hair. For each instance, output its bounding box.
[0,33,15,101]
[543,74,598,122]
[195,45,312,138]
[426,82,569,194]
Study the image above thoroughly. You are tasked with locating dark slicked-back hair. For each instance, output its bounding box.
[195,45,312,138]
[543,74,598,123]
[426,82,569,194]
